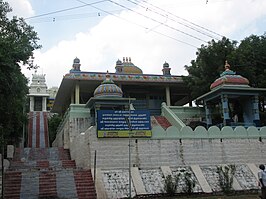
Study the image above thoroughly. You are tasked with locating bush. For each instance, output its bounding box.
[182,171,196,194]
[216,165,236,194]
[163,174,179,196]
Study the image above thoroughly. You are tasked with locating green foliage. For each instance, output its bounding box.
[163,170,196,196]
[0,0,40,146]
[182,171,196,194]
[232,34,266,88]
[183,37,237,99]
[184,34,266,100]
[48,114,62,146]
[216,165,236,194]
[163,174,179,196]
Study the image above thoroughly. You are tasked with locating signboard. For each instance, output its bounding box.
[97,110,152,138]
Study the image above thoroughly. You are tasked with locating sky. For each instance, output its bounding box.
[8,0,266,88]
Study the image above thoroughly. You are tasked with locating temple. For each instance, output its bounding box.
[196,61,266,127]
[4,58,266,198]
[52,57,191,116]
[48,59,266,198]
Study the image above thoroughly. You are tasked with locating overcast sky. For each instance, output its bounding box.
[8,0,266,88]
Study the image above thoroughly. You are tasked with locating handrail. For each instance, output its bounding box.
[161,102,186,130]
[56,107,70,134]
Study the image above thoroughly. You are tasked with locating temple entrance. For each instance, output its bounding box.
[34,96,43,111]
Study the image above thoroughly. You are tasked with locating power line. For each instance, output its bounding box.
[107,0,208,43]
[134,0,226,39]
[26,9,124,24]
[24,0,107,20]
[76,0,198,48]
[125,0,220,40]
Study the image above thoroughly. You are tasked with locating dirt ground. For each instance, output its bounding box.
[177,195,260,199]
[138,193,260,199]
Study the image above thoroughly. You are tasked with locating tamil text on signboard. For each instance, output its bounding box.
[97,110,151,138]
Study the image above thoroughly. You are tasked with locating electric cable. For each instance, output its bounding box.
[125,0,220,40]
[25,0,107,20]
[76,0,198,47]
[106,0,208,43]
[134,0,226,38]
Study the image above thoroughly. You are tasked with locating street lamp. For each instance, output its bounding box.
[125,97,135,198]
[128,98,135,198]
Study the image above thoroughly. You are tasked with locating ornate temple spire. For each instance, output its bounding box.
[224,60,230,71]
[210,61,249,90]
[220,60,236,77]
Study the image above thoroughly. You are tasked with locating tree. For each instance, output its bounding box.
[183,34,266,100]
[0,1,41,146]
[183,37,237,99]
[48,114,62,146]
[232,34,266,88]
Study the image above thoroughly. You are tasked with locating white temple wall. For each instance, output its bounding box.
[68,125,266,169]
[52,104,91,149]
[87,136,266,169]
[70,131,91,169]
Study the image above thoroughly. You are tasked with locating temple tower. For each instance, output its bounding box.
[28,72,50,111]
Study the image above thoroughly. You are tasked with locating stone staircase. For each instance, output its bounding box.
[27,111,49,148]
[154,116,172,129]
[4,147,97,199]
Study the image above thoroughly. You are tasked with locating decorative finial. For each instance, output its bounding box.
[129,57,131,62]
[123,57,125,62]
[106,70,110,81]
[126,57,128,62]
[225,60,230,71]
[220,60,236,77]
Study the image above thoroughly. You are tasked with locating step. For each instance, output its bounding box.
[4,171,22,199]
[39,171,57,197]
[74,170,97,199]
[155,116,172,129]
[13,147,72,162]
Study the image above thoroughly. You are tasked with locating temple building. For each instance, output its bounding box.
[52,57,191,116]
[196,61,266,127]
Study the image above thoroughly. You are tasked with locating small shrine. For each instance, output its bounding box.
[86,71,134,124]
[85,72,151,138]
[196,61,266,127]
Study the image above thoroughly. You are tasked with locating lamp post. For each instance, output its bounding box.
[128,98,132,199]
[128,119,131,199]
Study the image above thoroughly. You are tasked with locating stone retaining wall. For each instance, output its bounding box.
[94,164,260,199]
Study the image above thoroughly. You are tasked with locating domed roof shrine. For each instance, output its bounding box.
[85,71,135,124]
[196,61,266,127]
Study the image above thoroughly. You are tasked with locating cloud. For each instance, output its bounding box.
[20,0,266,88]
[7,0,34,18]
